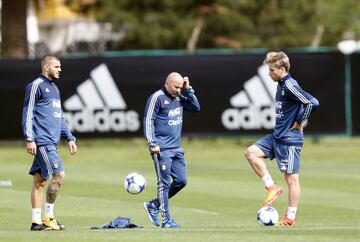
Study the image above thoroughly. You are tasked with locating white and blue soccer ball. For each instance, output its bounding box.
[257,206,279,226]
[124,172,146,194]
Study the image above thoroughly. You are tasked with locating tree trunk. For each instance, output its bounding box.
[1,0,28,58]
[186,18,204,53]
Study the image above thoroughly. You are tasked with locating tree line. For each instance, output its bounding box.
[1,0,359,58]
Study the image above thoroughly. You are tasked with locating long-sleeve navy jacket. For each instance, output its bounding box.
[274,74,319,145]
[144,86,200,150]
[22,75,75,146]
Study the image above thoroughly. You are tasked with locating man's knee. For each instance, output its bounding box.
[33,173,47,189]
[244,146,252,159]
[175,177,187,189]
[245,145,260,161]
[34,180,47,189]
[285,174,300,186]
[53,172,65,184]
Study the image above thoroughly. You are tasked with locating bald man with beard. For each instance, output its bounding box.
[143,72,200,228]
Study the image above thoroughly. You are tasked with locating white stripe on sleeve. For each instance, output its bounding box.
[26,79,43,140]
[145,90,163,144]
[285,80,309,104]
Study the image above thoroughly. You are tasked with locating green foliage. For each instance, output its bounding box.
[95,0,198,50]
[316,0,360,45]
[94,0,360,50]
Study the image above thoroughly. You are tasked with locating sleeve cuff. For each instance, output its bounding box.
[67,137,76,142]
[185,86,194,94]
[148,143,157,148]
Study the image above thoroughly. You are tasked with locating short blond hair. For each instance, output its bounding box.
[264,51,290,72]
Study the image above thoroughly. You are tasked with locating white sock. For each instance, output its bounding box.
[261,174,275,188]
[44,203,54,218]
[32,208,42,224]
[286,207,297,220]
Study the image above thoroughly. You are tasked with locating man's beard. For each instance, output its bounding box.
[49,73,59,80]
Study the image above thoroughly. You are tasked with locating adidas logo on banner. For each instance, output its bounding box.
[63,64,140,132]
[221,64,277,130]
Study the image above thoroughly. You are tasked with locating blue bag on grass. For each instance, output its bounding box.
[91,216,142,229]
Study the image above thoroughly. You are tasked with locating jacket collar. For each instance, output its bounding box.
[278,74,291,86]
[161,86,174,99]
[39,74,54,83]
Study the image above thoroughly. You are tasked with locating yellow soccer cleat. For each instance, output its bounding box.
[43,216,60,230]
[52,217,65,230]
[263,184,283,206]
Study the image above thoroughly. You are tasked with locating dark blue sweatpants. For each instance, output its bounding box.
[151,148,187,221]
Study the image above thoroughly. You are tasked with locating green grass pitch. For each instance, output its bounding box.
[0,137,360,242]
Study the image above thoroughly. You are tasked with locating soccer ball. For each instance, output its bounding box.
[257,206,279,226]
[124,172,146,194]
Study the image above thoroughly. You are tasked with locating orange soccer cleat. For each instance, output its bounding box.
[263,184,283,206]
[276,215,296,226]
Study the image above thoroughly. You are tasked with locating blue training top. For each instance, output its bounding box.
[22,75,75,146]
[274,74,319,145]
[144,86,200,150]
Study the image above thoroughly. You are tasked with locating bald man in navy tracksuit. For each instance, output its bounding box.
[143,72,200,228]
